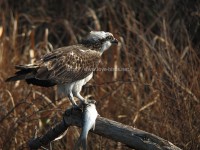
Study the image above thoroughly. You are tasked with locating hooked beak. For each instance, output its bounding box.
[111,38,118,44]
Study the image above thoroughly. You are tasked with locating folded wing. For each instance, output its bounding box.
[6,45,101,87]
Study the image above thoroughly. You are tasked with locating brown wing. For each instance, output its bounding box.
[35,45,101,84]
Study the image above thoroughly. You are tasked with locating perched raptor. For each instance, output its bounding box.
[6,31,118,107]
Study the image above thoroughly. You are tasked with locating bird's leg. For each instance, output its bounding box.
[74,93,88,105]
[67,93,79,108]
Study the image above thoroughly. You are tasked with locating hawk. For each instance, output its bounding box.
[6,31,118,107]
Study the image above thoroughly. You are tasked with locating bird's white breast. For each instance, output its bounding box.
[73,73,93,93]
[57,73,93,98]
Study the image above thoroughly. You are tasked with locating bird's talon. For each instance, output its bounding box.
[84,101,88,105]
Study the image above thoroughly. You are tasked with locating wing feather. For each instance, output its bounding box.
[35,45,101,84]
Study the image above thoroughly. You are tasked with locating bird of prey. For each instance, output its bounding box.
[6,31,118,107]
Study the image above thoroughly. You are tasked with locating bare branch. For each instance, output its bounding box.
[28,108,181,150]
[28,119,70,149]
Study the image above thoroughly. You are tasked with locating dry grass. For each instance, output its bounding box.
[0,0,200,149]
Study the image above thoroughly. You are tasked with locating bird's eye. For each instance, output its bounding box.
[106,36,113,40]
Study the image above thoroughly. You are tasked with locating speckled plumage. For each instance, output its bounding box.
[36,45,101,84]
[6,31,118,106]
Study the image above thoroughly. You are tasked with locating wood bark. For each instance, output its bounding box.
[29,108,181,150]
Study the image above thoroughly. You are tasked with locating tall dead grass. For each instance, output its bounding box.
[0,0,199,149]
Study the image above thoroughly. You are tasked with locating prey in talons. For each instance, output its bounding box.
[6,31,118,108]
[74,100,98,150]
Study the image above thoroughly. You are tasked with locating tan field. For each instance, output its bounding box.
[0,0,199,149]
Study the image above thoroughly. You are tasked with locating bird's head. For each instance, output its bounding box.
[81,31,118,53]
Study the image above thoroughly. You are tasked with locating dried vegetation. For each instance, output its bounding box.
[0,0,200,149]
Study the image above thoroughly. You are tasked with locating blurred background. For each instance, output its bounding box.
[0,0,200,149]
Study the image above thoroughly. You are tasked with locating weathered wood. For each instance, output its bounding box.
[64,109,181,150]
[28,119,70,149]
[28,108,182,150]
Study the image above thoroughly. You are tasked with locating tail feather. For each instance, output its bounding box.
[15,64,39,70]
[6,64,38,82]
[6,64,56,87]
[6,74,28,82]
